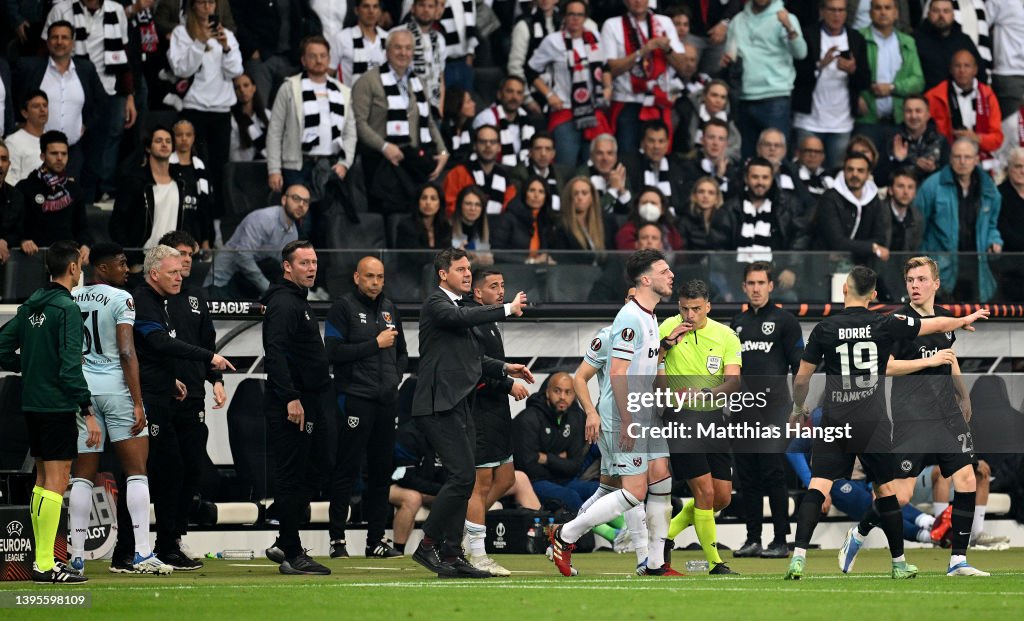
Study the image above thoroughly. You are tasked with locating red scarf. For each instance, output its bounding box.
[621,13,672,123]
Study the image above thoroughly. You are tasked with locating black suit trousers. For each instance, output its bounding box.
[416,397,477,547]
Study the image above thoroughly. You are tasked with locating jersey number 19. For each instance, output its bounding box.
[835,342,878,389]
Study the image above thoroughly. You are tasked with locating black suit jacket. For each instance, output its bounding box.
[411,288,509,416]
[14,56,106,134]
[623,153,688,215]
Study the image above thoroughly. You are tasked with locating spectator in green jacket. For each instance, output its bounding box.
[855,0,924,165]
[0,240,100,584]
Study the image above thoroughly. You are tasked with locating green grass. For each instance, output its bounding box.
[2,549,1023,620]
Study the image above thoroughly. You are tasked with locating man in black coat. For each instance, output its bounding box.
[230,0,321,103]
[710,157,809,296]
[815,152,889,267]
[463,268,530,576]
[324,256,408,560]
[914,0,987,91]
[512,373,592,511]
[410,247,533,578]
[791,0,871,169]
[623,120,688,215]
[261,240,331,576]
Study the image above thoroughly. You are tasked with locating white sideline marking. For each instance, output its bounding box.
[228,564,278,567]
[348,566,406,571]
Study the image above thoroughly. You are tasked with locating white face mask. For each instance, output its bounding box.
[638,202,661,222]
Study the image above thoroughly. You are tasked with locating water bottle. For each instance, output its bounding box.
[527,517,542,554]
[685,559,709,573]
[206,550,255,560]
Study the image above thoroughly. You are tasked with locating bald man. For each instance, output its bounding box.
[925,50,1004,162]
[324,256,408,558]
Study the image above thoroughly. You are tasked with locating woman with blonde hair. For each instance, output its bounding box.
[680,176,725,252]
[551,176,612,263]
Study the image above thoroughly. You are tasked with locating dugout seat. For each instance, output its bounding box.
[324,212,386,296]
[0,376,29,471]
[2,252,48,302]
[969,376,1024,454]
[226,377,272,501]
[221,161,272,241]
[545,264,602,303]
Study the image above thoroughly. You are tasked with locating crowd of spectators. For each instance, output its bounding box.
[0,0,1022,302]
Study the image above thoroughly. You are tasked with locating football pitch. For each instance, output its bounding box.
[2,549,1023,620]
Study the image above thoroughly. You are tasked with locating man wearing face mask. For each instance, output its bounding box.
[623,120,687,215]
[710,157,807,294]
[203,185,310,299]
[680,118,742,201]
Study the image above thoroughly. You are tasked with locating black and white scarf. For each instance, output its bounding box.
[531,167,561,211]
[439,0,477,57]
[736,198,774,263]
[643,157,672,198]
[565,31,605,130]
[588,162,631,211]
[239,113,267,158]
[170,152,210,199]
[405,17,444,106]
[797,165,834,195]
[526,7,559,58]
[950,0,992,75]
[471,162,509,215]
[347,26,386,84]
[71,0,127,74]
[300,75,347,156]
[694,103,728,146]
[381,65,433,146]
[488,104,534,166]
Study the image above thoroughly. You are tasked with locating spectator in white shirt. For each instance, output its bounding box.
[988,0,1024,120]
[6,90,49,187]
[43,0,137,202]
[168,0,243,226]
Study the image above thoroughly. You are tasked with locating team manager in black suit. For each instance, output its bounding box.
[411,248,533,578]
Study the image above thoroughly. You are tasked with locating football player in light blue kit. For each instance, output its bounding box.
[573,287,651,571]
[69,242,172,575]
[551,249,678,576]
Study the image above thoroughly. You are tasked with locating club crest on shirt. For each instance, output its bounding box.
[761,321,775,336]
[150,424,160,437]
[735,326,743,335]
[28,313,45,327]
[706,355,722,374]
[382,311,392,324]
[620,328,635,342]
[189,296,199,311]
[348,416,359,429]
[562,425,571,438]
[306,422,315,434]
[945,332,953,341]
[900,459,913,473]
[590,337,602,351]
[632,456,643,468]
[126,298,134,311]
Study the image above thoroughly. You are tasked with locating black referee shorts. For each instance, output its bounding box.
[24,411,78,461]
[671,452,733,481]
[810,451,898,485]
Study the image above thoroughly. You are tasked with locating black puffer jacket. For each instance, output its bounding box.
[512,385,587,483]
[325,290,408,402]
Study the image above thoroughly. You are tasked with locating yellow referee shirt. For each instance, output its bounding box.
[659,315,742,410]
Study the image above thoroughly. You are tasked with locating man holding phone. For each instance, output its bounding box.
[791,0,870,168]
[323,256,408,559]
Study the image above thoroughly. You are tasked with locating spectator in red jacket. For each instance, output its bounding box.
[925,50,1003,165]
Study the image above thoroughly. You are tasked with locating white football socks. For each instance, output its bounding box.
[126,475,152,556]
[561,489,639,543]
[645,477,672,569]
[69,478,93,560]
[465,520,487,557]
[578,484,615,515]
[624,503,649,564]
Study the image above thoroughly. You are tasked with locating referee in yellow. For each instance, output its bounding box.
[659,279,742,575]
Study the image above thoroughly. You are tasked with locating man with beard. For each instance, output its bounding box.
[443,125,517,217]
[913,0,986,91]
[464,268,530,576]
[473,76,536,168]
[816,152,889,266]
[710,157,807,294]
[881,168,923,253]
[510,132,571,211]
[324,256,408,559]
[581,134,632,214]
[203,185,309,299]
[754,128,816,216]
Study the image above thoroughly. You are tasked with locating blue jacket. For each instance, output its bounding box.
[915,165,1003,301]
